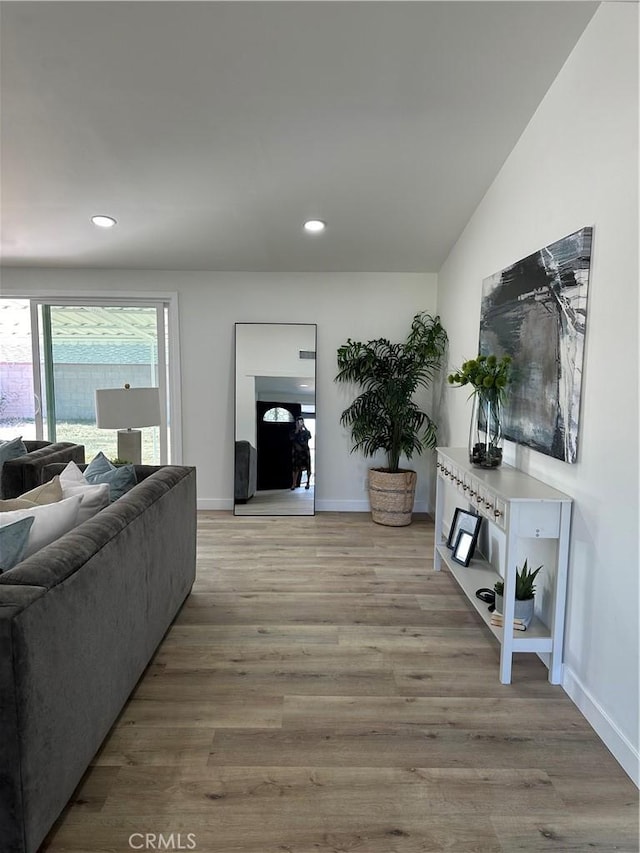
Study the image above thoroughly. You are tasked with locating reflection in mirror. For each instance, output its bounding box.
[234,323,316,516]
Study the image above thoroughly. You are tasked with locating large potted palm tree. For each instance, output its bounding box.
[335,312,448,526]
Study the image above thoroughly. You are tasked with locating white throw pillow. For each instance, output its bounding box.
[19,476,63,505]
[60,481,110,524]
[0,498,39,512]
[59,461,110,523]
[59,460,88,486]
[0,493,83,558]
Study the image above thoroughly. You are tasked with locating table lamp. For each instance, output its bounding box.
[95,384,161,464]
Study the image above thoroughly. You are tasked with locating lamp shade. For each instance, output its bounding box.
[95,387,161,429]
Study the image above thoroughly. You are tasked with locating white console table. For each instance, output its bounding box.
[434,447,572,684]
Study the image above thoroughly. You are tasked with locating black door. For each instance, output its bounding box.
[256,402,301,490]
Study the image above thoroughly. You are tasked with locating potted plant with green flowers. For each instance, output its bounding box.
[335,312,448,526]
[447,353,512,468]
[494,559,542,628]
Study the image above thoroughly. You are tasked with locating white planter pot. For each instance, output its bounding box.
[495,593,534,628]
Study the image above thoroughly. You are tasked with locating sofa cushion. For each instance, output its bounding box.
[0,493,83,558]
[59,462,110,523]
[0,478,63,512]
[0,437,28,497]
[84,453,137,501]
[0,516,35,572]
[20,476,64,505]
[0,436,28,460]
[0,498,39,512]
[84,451,113,478]
[60,460,88,486]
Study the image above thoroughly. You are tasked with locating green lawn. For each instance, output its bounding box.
[0,420,160,465]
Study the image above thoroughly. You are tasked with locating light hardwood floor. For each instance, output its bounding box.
[42,512,638,853]
[233,486,315,516]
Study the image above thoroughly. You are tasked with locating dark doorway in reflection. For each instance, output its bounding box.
[257,401,301,490]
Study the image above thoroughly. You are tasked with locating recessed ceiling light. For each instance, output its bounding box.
[300,384,309,388]
[91,215,117,228]
[303,219,326,234]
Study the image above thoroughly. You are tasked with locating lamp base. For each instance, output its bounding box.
[117,430,142,465]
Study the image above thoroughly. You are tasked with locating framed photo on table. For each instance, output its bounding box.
[452,529,477,567]
[446,508,482,559]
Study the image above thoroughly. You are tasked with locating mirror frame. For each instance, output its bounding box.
[234,322,317,516]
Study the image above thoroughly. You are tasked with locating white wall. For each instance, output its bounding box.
[1,270,439,512]
[437,4,639,784]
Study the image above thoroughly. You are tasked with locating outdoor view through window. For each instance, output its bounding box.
[0,300,166,464]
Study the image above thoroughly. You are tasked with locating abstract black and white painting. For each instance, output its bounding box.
[479,227,593,463]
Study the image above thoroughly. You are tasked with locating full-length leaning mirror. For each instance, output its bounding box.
[234,323,317,516]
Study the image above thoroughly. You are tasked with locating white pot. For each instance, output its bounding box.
[495,593,534,628]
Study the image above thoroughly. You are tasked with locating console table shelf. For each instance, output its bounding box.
[435,544,553,651]
[434,447,572,684]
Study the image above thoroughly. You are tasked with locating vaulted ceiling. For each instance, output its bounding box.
[1,1,597,272]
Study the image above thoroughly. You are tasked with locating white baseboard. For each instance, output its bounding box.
[563,665,639,787]
[197,499,233,510]
[316,500,430,513]
[197,499,372,513]
[315,499,370,512]
[198,499,431,514]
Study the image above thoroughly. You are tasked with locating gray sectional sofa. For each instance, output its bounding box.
[1,440,85,499]
[0,464,197,853]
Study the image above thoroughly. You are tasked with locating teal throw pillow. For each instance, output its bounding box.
[0,516,35,572]
[85,464,137,502]
[0,436,28,463]
[84,451,114,479]
[0,436,28,499]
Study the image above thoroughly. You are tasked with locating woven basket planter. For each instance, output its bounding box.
[368,468,417,527]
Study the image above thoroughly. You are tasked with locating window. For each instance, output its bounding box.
[0,296,181,464]
[262,407,294,423]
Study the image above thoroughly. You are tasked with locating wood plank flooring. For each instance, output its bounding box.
[233,487,314,516]
[41,511,638,853]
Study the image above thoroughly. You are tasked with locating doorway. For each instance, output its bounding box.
[256,401,301,490]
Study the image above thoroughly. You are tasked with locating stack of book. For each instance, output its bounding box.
[490,613,527,631]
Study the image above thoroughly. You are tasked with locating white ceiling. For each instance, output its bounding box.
[0,1,597,272]
[255,375,315,402]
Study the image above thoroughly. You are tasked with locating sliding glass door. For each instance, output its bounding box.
[0,298,177,464]
[0,299,37,439]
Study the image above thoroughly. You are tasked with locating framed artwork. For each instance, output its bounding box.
[452,529,476,567]
[479,226,593,463]
[447,508,481,557]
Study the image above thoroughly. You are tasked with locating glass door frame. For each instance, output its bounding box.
[4,291,182,464]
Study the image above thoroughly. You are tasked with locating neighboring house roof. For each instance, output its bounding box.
[0,301,158,363]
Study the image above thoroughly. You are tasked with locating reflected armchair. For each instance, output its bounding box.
[234,441,257,503]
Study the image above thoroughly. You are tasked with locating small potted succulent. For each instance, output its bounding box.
[447,353,512,468]
[494,559,542,628]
